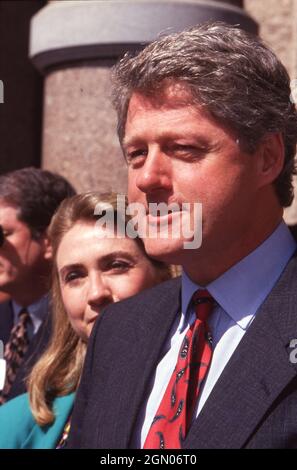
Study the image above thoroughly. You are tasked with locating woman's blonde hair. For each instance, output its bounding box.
[28,192,172,425]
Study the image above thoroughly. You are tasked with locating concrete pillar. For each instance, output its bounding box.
[29,0,257,193]
[245,0,297,225]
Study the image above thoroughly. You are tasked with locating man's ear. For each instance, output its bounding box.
[257,132,285,187]
[41,232,53,260]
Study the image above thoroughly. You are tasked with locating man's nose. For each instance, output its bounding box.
[87,273,113,306]
[135,149,172,194]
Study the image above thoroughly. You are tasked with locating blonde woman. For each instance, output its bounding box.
[0,193,172,448]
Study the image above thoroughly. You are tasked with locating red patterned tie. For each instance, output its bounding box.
[144,290,214,449]
[0,308,31,405]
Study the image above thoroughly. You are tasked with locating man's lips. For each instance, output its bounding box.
[146,209,185,226]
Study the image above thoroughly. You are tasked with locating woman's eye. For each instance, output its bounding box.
[109,260,131,272]
[64,271,83,283]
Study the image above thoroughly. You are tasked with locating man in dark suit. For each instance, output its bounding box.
[0,167,75,403]
[68,22,297,448]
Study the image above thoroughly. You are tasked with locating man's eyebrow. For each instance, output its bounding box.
[121,137,140,150]
[122,133,212,150]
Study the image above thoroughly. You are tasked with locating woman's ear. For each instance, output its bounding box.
[257,132,285,187]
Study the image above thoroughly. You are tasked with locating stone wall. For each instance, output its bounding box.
[245,0,297,223]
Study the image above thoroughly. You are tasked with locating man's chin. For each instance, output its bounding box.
[142,237,185,264]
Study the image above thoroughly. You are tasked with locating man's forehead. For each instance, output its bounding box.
[123,87,240,149]
[0,201,18,213]
[123,85,223,141]
[0,202,21,224]
[128,82,195,111]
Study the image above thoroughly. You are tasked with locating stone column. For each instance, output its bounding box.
[29,0,257,193]
[245,0,297,225]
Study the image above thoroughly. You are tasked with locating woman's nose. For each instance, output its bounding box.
[87,273,113,306]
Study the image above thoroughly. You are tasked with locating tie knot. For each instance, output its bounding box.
[192,289,214,322]
[18,308,31,326]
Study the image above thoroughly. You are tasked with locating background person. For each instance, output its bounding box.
[0,192,172,448]
[0,167,75,403]
[68,22,297,449]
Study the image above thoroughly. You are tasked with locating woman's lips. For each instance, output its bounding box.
[88,315,99,324]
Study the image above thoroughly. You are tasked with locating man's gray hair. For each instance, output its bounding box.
[112,21,297,207]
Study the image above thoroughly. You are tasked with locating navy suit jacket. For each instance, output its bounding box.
[0,297,52,400]
[68,253,297,448]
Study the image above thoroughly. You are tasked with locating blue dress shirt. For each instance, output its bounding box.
[12,295,49,341]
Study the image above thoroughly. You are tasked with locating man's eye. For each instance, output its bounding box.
[3,230,12,237]
[168,144,207,158]
[126,149,147,164]
[172,144,204,156]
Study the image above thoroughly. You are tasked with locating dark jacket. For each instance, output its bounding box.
[68,254,297,448]
[0,297,52,400]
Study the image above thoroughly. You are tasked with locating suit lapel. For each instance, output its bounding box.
[126,280,182,447]
[0,301,13,345]
[9,296,51,399]
[184,254,297,449]
[94,277,182,448]
[22,296,51,363]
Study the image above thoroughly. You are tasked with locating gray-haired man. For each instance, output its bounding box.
[69,22,297,449]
